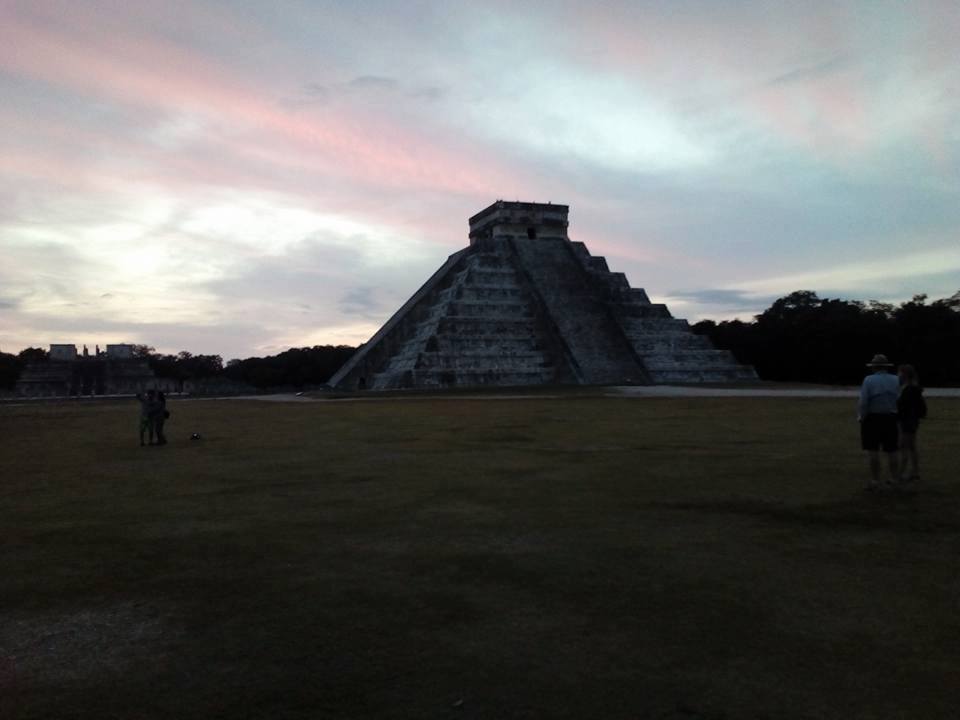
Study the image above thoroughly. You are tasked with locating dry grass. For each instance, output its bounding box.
[1,394,958,719]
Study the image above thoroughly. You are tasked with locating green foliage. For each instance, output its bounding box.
[694,290,960,384]
[222,345,355,388]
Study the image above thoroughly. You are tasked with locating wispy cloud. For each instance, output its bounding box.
[737,246,960,299]
[667,288,777,310]
[338,287,385,318]
[766,56,851,86]
[348,75,398,90]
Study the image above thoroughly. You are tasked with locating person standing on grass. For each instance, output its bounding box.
[153,390,169,446]
[858,354,900,490]
[137,389,158,446]
[897,364,926,485]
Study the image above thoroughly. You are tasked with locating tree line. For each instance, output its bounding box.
[127,345,356,390]
[692,291,960,385]
[0,345,356,391]
[2,290,958,390]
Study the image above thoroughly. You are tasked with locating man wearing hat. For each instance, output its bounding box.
[858,353,900,489]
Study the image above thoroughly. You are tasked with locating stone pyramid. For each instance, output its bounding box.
[329,201,755,390]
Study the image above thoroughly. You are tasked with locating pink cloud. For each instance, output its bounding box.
[0,3,536,209]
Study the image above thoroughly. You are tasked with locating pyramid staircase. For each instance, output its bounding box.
[370,245,570,389]
[567,241,757,383]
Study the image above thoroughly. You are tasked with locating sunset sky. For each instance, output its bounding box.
[2,0,958,360]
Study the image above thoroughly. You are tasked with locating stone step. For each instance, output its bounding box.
[588,256,609,272]
[372,368,555,390]
[614,303,673,319]
[594,271,630,293]
[641,347,740,362]
[631,342,715,355]
[472,254,515,269]
[430,336,544,347]
[643,360,744,372]
[646,368,758,383]
[412,353,553,371]
[416,350,548,360]
[627,288,652,304]
[642,360,751,374]
[465,270,523,285]
[445,302,535,317]
[381,346,548,367]
[627,329,713,348]
[569,241,591,260]
[621,317,692,332]
[456,284,525,296]
[436,317,541,332]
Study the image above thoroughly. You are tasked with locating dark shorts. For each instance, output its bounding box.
[861,413,898,452]
[899,419,919,435]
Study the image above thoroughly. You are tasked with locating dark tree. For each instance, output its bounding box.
[18,347,49,364]
[222,345,355,388]
[131,344,156,358]
[694,290,960,385]
[175,352,223,378]
[139,351,223,381]
[0,351,20,389]
[893,295,960,385]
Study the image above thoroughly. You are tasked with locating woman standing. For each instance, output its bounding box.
[153,391,168,446]
[897,364,926,485]
[136,389,158,446]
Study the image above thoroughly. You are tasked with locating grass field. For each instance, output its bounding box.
[2,394,958,719]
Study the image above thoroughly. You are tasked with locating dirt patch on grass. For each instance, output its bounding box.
[1,601,180,689]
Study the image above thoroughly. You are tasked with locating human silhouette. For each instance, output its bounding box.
[137,389,158,446]
[897,364,926,485]
[153,391,168,446]
[858,354,900,490]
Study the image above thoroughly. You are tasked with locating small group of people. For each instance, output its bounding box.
[136,389,169,446]
[858,353,926,491]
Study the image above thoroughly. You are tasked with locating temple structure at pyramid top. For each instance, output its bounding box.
[329,201,755,390]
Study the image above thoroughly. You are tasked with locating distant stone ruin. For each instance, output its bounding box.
[16,343,159,397]
[329,201,755,390]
